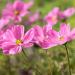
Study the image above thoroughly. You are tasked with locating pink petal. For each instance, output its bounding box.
[20,10,29,17]
[39,40,57,49]
[23,28,34,44]
[64,8,75,17]
[29,12,39,23]
[48,29,59,39]
[23,42,33,48]
[44,7,59,25]
[2,3,14,19]
[24,1,33,10]
[13,0,24,10]
[70,28,75,40]
[33,25,44,42]
[2,45,15,54]
[3,29,16,42]
[51,7,60,15]
[12,25,24,40]
[9,46,22,54]
[0,18,9,30]
[3,46,22,55]
[43,24,52,36]
[1,41,16,48]
[14,16,22,22]
[60,23,70,36]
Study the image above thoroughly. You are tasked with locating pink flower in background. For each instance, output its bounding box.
[2,0,33,22]
[58,7,75,20]
[49,23,75,45]
[59,23,75,42]
[44,7,75,25]
[51,23,70,45]
[44,7,59,26]
[1,25,34,55]
[63,8,75,17]
[33,25,57,49]
[29,11,39,23]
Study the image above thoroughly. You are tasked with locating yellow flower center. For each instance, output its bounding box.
[14,11,20,15]
[59,36,64,41]
[16,40,22,45]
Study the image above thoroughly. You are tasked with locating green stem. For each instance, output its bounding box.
[22,49,28,58]
[64,43,71,75]
[45,49,48,54]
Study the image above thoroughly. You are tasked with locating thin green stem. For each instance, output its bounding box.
[45,49,53,75]
[45,49,48,54]
[64,44,71,75]
[22,49,28,58]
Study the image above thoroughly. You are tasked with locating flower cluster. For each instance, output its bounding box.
[0,0,75,55]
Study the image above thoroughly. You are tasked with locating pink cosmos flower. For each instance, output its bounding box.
[1,25,34,55]
[2,0,33,22]
[59,7,75,20]
[33,24,57,49]
[49,23,75,45]
[44,7,75,25]
[44,7,59,26]
[49,25,68,45]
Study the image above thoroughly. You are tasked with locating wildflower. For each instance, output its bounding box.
[49,23,75,45]
[2,1,33,22]
[59,8,75,21]
[1,25,34,54]
[33,25,57,49]
[44,7,59,26]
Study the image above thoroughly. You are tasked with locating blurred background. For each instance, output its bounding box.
[0,0,75,75]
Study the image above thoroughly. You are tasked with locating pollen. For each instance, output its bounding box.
[14,10,20,15]
[59,36,64,41]
[16,40,22,45]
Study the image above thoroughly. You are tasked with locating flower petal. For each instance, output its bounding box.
[3,46,22,55]
[23,42,33,48]
[70,28,75,40]
[12,25,24,40]
[3,29,16,42]
[13,1,24,11]
[64,8,75,17]
[23,28,34,44]
[33,25,44,42]
[39,40,57,49]
[43,24,52,36]
[60,23,70,36]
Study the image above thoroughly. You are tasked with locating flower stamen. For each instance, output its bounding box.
[59,36,64,41]
[16,40,22,45]
[14,10,20,15]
